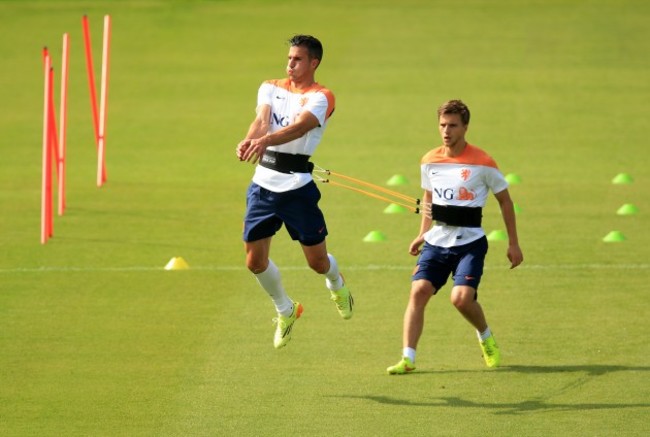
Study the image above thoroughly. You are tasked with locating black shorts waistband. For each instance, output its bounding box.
[259,151,314,174]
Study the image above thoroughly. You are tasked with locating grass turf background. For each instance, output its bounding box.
[1,0,649,435]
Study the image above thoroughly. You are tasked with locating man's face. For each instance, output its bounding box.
[286,45,318,82]
[438,113,468,148]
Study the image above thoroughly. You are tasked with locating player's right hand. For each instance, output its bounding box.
[409,237,424,256]
[236,140,251,161]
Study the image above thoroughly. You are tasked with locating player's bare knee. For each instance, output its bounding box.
[308,258,328,274]
[245,257,268,274]
[410,283,434,306]
[451,294,466,311]
[450,288,475,311]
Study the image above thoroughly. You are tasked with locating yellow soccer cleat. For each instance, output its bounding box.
[387,357,416,375]
[479,335,501,368]
[329,274,354,320]
[273,302,303,349]
[330,284,354,319]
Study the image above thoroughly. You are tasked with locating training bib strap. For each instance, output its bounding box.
[259,151,314,174]
[430,204,483,228]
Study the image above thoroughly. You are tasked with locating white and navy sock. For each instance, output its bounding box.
[324,253,344,291]
[255,259,293,317]
[403,347,416,363]
[477,327,492,342]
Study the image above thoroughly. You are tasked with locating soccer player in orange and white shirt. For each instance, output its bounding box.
[236,35,353,349]
[388,100,523,374]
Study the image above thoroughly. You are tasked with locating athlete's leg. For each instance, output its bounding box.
[451,285,501,367]
[301,240,353,318]
[403,279,436,349]
[450,285,488,332]
[396,243,450,364]
[300,240,330,274]
[245,237,271,273]
[246,237,293,317]
[388,251,445,374]
[300,240,343,284]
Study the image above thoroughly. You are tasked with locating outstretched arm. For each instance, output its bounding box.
[236,105,272,161]
[237,109,320,164]
[494,188,524,269]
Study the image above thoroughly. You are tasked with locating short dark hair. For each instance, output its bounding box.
[288,34,323,62]
[437,100,470,125]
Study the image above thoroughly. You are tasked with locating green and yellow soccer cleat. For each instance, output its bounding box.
[273,302,303,349]
[387,357,416,375]
[330,283,354,320]
[479,335,501,368]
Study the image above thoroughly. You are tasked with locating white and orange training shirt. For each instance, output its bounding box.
[252,78,335,192]
[420,144,508,248]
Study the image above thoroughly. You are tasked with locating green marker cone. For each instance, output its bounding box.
[363,230,387,242]
[505,173,522,185]
[616,204,639,216]
[384,203,408,214]
[612,173,633,184]
[486,230,507,241]
[386,174,408,186]
[513,203,522,214]
[602,231,626,242]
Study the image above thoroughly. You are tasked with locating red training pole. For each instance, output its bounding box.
[48,66,60,178]
[97,15,111,187]
[47,66,56,238]
[41,50,53,244]
[58,33,69,215]
[82,15,100,144]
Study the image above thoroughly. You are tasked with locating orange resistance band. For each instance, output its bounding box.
[324,180,419,213]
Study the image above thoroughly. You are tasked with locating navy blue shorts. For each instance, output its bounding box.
[242,181,328,246]
[412,236,488,295]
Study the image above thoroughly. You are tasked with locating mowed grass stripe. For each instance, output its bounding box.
[1,263,648,274]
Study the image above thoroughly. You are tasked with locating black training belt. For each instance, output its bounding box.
[259,151,314,174]
[430,203,483,227]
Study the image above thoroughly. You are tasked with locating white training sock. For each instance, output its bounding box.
[255,259,293,317]
[477,327,492,342]
[403,347,416,363]
[324,253,344,291]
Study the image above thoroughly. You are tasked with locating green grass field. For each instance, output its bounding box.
[1,0,649,435]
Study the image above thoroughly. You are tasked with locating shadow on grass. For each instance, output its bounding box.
[502,364,650,376]
[333,364,650,415]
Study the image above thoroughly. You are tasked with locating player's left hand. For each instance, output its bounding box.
[507,244,524,269]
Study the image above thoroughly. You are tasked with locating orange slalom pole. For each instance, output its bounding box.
[58,33,69,215]
[97,15,111,186]
[41,51,52,244]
